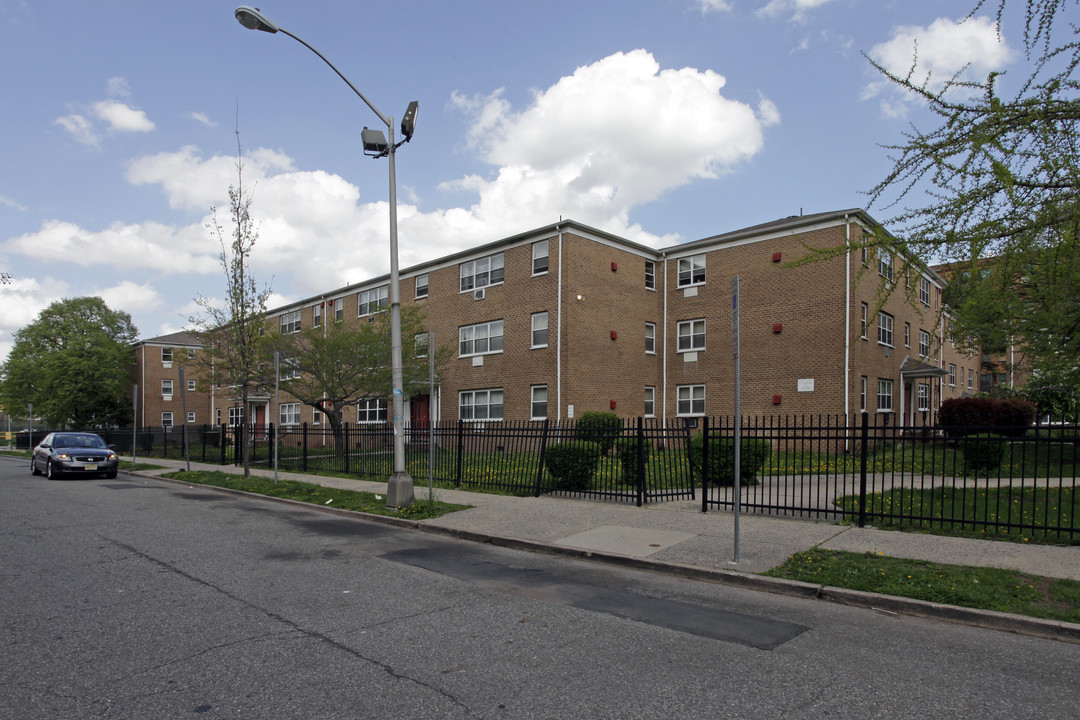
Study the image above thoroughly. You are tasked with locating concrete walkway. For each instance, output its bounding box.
[123,457,1080,641]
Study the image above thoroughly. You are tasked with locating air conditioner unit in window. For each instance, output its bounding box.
[473,289,485,300]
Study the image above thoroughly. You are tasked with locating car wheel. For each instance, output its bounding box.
[105,471,118,479]
[31,458,40,476]
[46,460,61,480]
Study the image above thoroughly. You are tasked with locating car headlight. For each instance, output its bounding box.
[58,453,71,461]
[108,453,117,461]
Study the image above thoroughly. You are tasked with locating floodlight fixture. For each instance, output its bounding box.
[400,101,419,141]
[361,127,389,156]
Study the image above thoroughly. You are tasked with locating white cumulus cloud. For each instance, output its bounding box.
[865,16,1015,116]
[93,100,155,133]
[758,0,836,22]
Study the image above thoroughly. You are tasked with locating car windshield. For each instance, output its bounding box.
[55,434,107,449]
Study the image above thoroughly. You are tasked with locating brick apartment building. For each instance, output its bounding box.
[131,208,977,432]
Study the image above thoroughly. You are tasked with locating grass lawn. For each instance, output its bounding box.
[764,548,1080,624]
[162,470,470,520]
[836,486,1079,545]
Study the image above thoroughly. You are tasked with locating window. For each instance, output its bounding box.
[678,254,705,287]
[949,364,957,386]
[459,320,504,357]
[187,411,196,423]
[860,376,867,412]
[279,357,301,381]
[187,348,196,359]
[216,408,222,425]
[877,379,893,412]
[645,323,656,354]
[228,407,244,427]
[532,241,548,275]
[860,239,869,266]
[358,286,388,317]
[414,333,429,358]
[161,412,173,428]
[878,312,894,347]
[187,380,196,392]
[860,303,868,339]
[415,274,429,299]
[161,379,174,396]
[334,298,344,321]
[677,319,706,352]
[313,303,322,328]
[878,249,893,281]
[918,329,930,358]
[918,383,930,412]
[645,260,655,290]
[358,398,387,423]
[280,310,301,334]
[460,253,504,291]
[968,369,974,389]
[460,388,503,421]
[161,348,173,363]
[677,385,705,416]
[645,386,655,417]
[904,322,911,348]
[531,312,548,348]
[919,277,932,306]
[531,385,548,420]
[313,408,322,425]
[279,402,300,426]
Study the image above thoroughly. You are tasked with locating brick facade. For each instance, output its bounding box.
[130,209,978,429]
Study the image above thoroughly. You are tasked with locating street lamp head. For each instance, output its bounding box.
[400,101,419,141]
[235,6,279,33]
[361,127,389,156]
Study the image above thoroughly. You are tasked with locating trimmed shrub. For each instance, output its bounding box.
[575,412,622,455]
[961,433,1006,476]
[995,398,1036,437]
[544,441,602,491]
[690,434,771,486]
[938,398,998,436]
[614,437,652,482]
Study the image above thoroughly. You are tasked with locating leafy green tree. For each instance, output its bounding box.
[0,297,137,428]
[262,305,448,458]
[187,151,270,477]
[867,0,1080,376]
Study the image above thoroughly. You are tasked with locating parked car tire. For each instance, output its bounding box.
[105,469,117,479]
[30,458,40,476]
[46,460,61,480]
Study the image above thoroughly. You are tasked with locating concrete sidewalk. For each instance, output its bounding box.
[130,457,1080,582]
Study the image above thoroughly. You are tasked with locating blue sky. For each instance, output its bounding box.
[0,0,1022,363]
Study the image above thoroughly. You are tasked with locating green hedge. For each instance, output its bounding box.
[961,433,1006,476]
[544,441,602,490]
[690,434,770,487]
[614,437,652,481]
[575,412,622,455]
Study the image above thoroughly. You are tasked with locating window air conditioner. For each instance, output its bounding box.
[474,289,485,300]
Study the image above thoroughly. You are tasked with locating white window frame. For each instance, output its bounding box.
[460,253,504,292]
[968,369,974,389]
[460,388,504,421]
[677,319,706,352]
[531,312,548,349]
[187,380,196,392]
[949,364,957,386]
[918,383,930,412]
[280,309,301,334]
[645,260,655,290]
[187,411,196,424]
[532,241,549,275]
[161,411,174,428]
[414,332,429,358]
[677,254,706,287]
[644,386,655,417]
[645,323,656,354]
[334,298,344,321]
[877,379,893,413]
[358,286,388,317]
[877,312,894,347]
[313,407,322,425]
[228,407,244,427]
[358,398,387,424]
[161,379,173,396]
[919,277,932,306]
[415,273,429,299]
[161,347,173,363]
[904,322,911,348]
[459,320,504,357]
[878,249,893,281]
[279,402,301,426]
[677,384,705,416]
[531,385,548,420]
[860,376,867,412]
[313,303,322,328]
[918,329,931,358]
[860,303,868,339]
[279,357,301,381]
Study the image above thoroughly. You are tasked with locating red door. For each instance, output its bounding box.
[411,394,431,428]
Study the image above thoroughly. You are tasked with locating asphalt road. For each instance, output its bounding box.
[2,456,1078,719]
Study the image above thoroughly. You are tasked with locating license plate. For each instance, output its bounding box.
[85,464,98,471]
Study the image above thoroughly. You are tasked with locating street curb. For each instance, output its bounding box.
[134,469,1080,645]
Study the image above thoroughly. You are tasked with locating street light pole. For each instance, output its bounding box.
[234,5,415,507]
